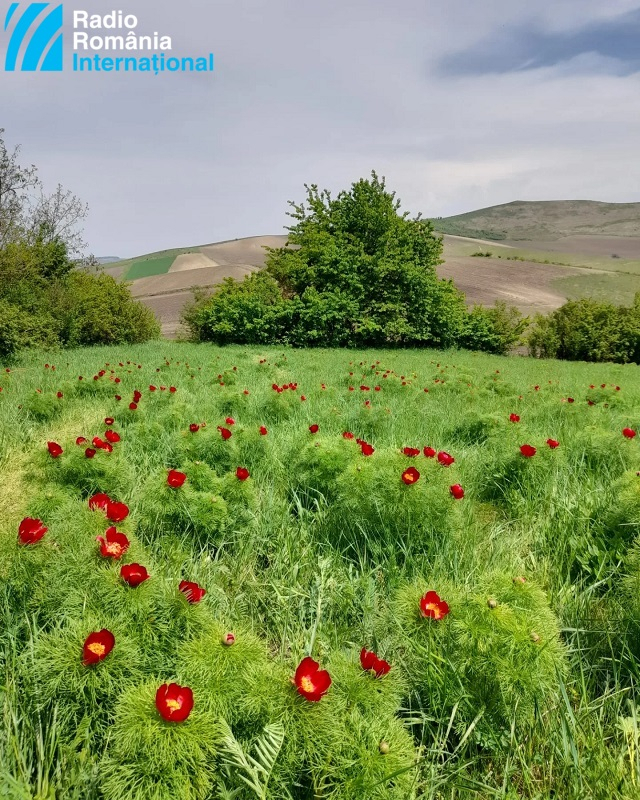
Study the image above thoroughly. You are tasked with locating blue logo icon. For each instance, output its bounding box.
[4,3,63,71]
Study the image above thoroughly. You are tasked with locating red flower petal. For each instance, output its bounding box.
[294,656,331,702]
[179,580,206,603]
[155,683,194,722]
[401,467,420,485]
[106,500,129,522]
[120,563,149,587]
[82,629,115,666]
[419,591,450,620]
[167,469,187,488]
[96,527,130,559]
[47,441,63,458]
[18,517,47,545]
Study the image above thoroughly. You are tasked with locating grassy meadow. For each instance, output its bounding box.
[2,342,640,799]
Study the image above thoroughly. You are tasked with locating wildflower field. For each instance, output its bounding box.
[1,342,640,799]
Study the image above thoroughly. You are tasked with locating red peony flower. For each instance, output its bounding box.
[96,526,130,559]
[76,436,87,445]
[133,390,142,402]
[179,580,206,603]
[189,423,200,433]
[167,469,187,488]
[89,493,111,512]
[56,391,63,398]
[623,428,637,440]
[343,431,354,440]
[104,417,114,426]
[259,426,268,435]
[450,484,464,499]
[520,444,537,458]
[567,397,575,404]
[401,466,420,485]
[155,683,194,722]
[129,402,138,410]
[169,386,177,393]
[309,424,319,434]
[82,629,115,666]
[547,439,560,449]
[423,446,436,458]
[437,451,454,466]
[509,413,520,423]
[85,448,96,458]
[235,467,250,481]
[149,385,157,392]
[120,563,149,587]
[419,590,450,620]
[360,647,391,678]
[18,517,47,545]
[294,656,331,702]
[218,426,232,440]
[105,430,120,443]
[402,447,421,457]
[47,441,63,458]
[225,417,235,425]
[106,500,129,522]
[360,441,375,456]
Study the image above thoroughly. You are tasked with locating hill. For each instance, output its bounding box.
[101,203,640,337]
[432,200,640,241]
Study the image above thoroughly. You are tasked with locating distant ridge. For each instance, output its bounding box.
[431,200,640,241]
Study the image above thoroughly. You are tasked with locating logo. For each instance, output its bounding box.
[3,5,215,76]
[4,2,63,71]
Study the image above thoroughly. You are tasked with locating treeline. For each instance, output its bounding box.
[184,173,526,355]
[0,130,159,362]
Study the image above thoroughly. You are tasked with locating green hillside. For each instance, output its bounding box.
[432,200,640,241]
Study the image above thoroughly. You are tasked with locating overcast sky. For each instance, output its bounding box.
[2,0,639,257]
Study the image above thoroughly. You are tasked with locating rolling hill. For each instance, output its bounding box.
[431,200,640,241]
[103,202,640,337]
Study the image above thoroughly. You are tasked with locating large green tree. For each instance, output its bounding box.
[265,171,468,347]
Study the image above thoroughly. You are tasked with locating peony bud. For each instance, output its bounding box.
[222,632,236,646]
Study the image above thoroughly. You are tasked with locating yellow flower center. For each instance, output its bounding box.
[425,603,441,618]
[87,643,105,656]
[106,542,122,556]
[299,676,315,693]
[166,698,182,711]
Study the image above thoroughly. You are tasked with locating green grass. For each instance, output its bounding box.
[115,248,200,281]
[553,272,640,306]
[1,343,640,798]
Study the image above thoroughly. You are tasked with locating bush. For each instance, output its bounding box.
[0,299,58,361]
[528,296,640,363]
[53,272,160,347]
[185,173,521,352]
[0,237,159,363]
[460,303,527,355]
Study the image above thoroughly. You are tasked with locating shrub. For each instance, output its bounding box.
[0,299,58,362]
[528,296,640,363]
[391,574,565,744]
[460,302,527,355]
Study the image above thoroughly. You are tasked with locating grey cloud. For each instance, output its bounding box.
[1,0,639,256]
[439,7,640,76]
